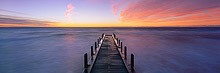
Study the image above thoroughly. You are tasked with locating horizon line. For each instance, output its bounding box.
[1,26,220,28]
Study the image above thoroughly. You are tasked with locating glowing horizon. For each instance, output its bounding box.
[0,0,220,27]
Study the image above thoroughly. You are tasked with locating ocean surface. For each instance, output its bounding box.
[0,27,220,73]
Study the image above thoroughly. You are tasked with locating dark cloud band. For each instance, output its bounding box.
[0,15,54,26]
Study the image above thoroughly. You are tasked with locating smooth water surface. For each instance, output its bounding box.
[0,27,220,73]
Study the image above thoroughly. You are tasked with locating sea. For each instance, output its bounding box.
[0,27,220,73]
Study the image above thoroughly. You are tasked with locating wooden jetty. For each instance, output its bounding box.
[82,33,135,73]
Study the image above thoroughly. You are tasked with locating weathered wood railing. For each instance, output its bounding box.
[112,33,136,73]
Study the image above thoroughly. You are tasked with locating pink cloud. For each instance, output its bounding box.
[111,0,129,16]
[87,0,115,2]
[65,3,75,21]
[112,4,119,16]
[116,0,220,26]
[87,0,104,2]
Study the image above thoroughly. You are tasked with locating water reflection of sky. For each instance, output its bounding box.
[0,27,220,73]
[116,30,220,73]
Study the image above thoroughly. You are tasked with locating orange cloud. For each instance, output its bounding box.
[115,0,220,26]
[65,3,75,22]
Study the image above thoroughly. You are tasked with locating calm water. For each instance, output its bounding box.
[0,27,220,73]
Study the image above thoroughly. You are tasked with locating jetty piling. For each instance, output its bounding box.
[97,39,99,45]
[84,53,88,68]
[91,46,94,56]
[121,42,123,52]
[119,40,121,46]
[124,46,127,59]
[131,54,134,72]
[95,42,97,49]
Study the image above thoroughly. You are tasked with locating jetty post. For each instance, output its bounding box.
[97,39,99,45]
[121,42,123,52]
[95,42,97,50]
[102,33,104,38]
[124,46,127,59]
[113,33,116,38]
[131,53,134,72]
[84,53,88,68]
[91,46,94,56]
[98,37,101,44]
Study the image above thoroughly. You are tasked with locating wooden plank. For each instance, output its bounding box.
[90,35,128,73]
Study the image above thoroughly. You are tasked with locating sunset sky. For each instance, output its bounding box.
[0,0,220,27]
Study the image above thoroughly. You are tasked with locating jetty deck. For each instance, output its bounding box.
[82,33,135,73]
[91,35,127,73]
